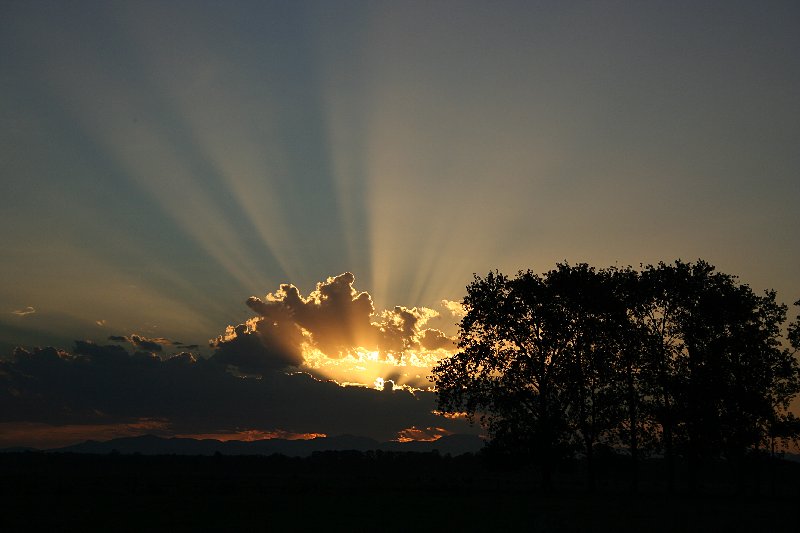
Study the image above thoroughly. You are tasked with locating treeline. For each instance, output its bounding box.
[433,260,800,492]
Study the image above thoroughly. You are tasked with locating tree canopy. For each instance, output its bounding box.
[432,260,800,491]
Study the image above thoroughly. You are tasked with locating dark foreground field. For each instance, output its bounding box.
[2,451,799,532]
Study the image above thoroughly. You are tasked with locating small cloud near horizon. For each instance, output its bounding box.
[107,334,177,353]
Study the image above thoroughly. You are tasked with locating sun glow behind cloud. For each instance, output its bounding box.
[302,345,446,391]
[212,272,457,389]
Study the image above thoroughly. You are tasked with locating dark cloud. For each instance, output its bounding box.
[105,334,178,353]
[74,339,129,359]
[129,334,164,352]
[210,318,304,374]
[419,328,456,350]
[0,341,471,442]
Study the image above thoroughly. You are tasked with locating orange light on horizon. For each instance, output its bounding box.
[174,429,327,442]
[394,426,453,443]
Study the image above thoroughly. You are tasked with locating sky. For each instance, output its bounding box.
[1,0,799,448]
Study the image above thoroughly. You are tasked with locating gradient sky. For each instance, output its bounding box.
[2,1,799,447]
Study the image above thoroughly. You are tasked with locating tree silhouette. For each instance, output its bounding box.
[610,266,652,491]
[789,300,800,353]
[546,264,629,492]
[635,261,800,491]
[434,260,800,493]
[771,300,800,456]
[432,270,574,491]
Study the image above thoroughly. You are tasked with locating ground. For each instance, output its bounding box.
[2,451,798,531]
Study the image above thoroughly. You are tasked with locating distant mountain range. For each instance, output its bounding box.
[2,433,485,457]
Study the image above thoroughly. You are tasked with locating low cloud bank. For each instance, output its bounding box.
[1,273,471,448]
[0,341,471,447]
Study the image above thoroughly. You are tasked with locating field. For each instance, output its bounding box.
[2,451,799,531]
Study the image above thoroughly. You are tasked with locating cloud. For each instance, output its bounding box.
[210,317,305,374]
[106,334,177,353]
[215,273,456,380]
[174,429,326,442]
[248,272,378,357]
[11,306,36,317]
[0,341,474,447]
[441,299,466,318]
[395,426,453,443]
[0,273,470,448]
[74,339,129,359]
[129,334,168,352]
[419,328,456,350]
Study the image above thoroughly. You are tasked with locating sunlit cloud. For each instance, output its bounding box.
[11,306,36,317]
[441,299,467,319]
[394,426,453,443]
[213,273,457,388]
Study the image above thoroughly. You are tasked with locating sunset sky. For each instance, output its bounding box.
[2,1,799,448]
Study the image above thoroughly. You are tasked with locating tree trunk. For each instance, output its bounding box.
[627,367,639,493]
[663,392,675,493]
[542,462,554,494]
[586,436,596,493]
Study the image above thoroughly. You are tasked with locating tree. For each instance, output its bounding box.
[601,266,652,491]
[432,265,635,491]
[432,270,574,491]
[545,264,630,491]
[773,300,800,453]
[634,260,800,491]
[789,300,800,353]
[434,260,800,494]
